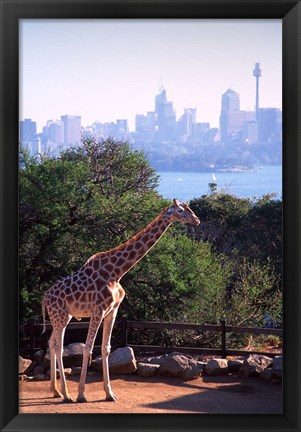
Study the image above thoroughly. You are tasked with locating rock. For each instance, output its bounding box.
[44,347,69,369]
[158,353,202,380]
[91,357,102,372]
[137,362,160,377]
[241,354,273,377]
[109,347,137,374]
[148,356,169,367]
[45,368,59,380]
[19,356,32,374]
[33,365,45,376]
[197,361,206,373]
[228,359,244,373]
[272,356,282,381]
[32,374,45,381]
[44,343,90,369]
[91,347,137,374]
[71,366,82,376]
[33,350,45,364]
[19,374,28,381]
[205,358,229,376]
[64,342,90,368]
[44,367,72,379]
[272,356,282,378]
[260,368,273,382]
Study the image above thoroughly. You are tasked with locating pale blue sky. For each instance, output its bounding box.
[19,19,282,132]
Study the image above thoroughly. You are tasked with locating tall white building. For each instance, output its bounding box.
[61,115,81,145]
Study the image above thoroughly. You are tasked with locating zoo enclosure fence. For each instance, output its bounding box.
[23,316,282,359]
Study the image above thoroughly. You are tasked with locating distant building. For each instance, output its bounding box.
[258,108,278,143]
[241,111,258,144]
[19,118,40,156]
[135,111,156,142]
[61,115,81,145]
[219,89,241,143]
[103,122,116,139]
[154,86,176,142]
[241,121,258,144]
[42,120,64,146]
[115,119,129,141]
[177,108,197,142]
[135,114,148,133]
[20,118,36,142]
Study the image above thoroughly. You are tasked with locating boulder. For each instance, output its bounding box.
[44,342,90,368]
[87,370,97,377]
[205,358,229,376]
[228,359,244,373]
[91,357,102,372]
[32,374,45,381]
[33,365,45,376]
[44,347,69,369]
[64,343,90,368]
[260,368,273,382]
[137,362,160,378]
[71,366,82,376]
[19,374,28,381]
[109,347,137,374]
[148,356,170,367]
[44,367,72,379]
[241,354,273,377]
[158,353,202,380]
[272,355,282,381]
[33,350,45,364]
[19,355,32,374]
[91,347,137,374]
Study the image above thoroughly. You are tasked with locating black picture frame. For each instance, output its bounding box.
[1,0,300,431]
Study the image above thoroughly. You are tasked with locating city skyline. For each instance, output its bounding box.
[19,19,282,132]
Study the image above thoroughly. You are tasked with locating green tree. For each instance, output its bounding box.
[227,258,282,327]
[19,138,161,323]
[119,233,233,346]
[188,191,282,333]
[189,192,282,271]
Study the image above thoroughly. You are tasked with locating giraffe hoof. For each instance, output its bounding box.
[53,391,63,399]
[63,396,74,403]
[76,395,87,403]
[105,393,117,402]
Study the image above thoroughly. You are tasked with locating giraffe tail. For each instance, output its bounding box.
[41,296,47,335]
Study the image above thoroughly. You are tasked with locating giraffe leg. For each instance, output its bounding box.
[53,325,73,403]
[102,307,119,401]
[77,315,102,403]
[49,346,62,398]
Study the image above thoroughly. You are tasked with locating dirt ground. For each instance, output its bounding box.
[19,372,282,414]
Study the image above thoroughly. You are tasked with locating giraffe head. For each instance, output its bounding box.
[165,198,200,225]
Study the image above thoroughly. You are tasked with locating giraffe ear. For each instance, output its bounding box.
[173,198,180,208]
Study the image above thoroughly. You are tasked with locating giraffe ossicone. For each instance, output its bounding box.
[42,198,200,403]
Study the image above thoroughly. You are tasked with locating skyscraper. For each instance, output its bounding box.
[20,118,37,142]
[61,115,81,145]
[43,120,64,146]
[219,89,240,143]
[154,86,176,142]
[177,108,197,142]
[258,108,278,143]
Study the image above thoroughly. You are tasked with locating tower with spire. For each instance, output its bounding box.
[253,62,262,120]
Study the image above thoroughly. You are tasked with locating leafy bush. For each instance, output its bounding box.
[19,139,282,353]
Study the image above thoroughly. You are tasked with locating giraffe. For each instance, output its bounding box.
[42,198,200,403]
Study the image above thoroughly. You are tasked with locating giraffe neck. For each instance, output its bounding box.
[86,210,172,280]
